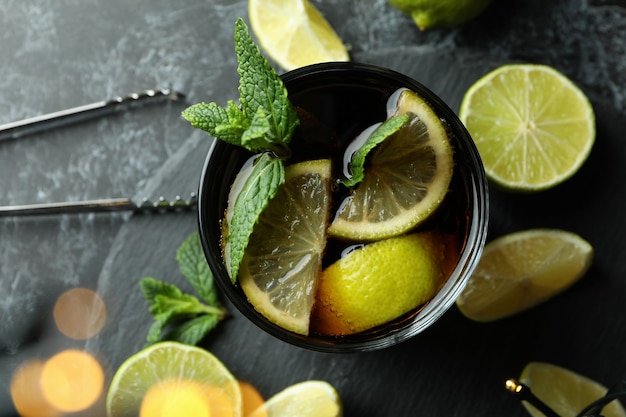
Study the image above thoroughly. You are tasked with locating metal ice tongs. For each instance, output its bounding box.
[0,88,185,142]
[0,194,198,217]
[0,88,197,217]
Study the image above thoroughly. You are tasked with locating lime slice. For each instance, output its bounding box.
[312,232,453,336]
[248,0,349,71]
[248,381,342,417]
[239,159,332,335]
[106,342,242,417]
[328,89,454,241]
[456,229,593,322]
[519,362,626,417]
[459,64,595,191]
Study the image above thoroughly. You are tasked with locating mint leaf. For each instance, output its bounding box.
[182,100,250,146]
[176,232,218,306]
[163,315,220,346]
[181,101,228,133]
[342,114,409,187]
[146,313,172,344]
[234,18,299,154]
[140,234,229,346]
[241,106,272,150]
[181,18,299,156]
[141,278,197,344]
[227,152,285,282]
[140,276,180,304]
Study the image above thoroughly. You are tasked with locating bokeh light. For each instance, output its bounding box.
[53,287,107,340]
[140,379,238,417]
[239,381,265,417]
[40,349,105,413]
[10,359,60,417]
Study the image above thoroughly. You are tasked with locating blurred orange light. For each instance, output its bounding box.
[239,381,265,417]
[40,349,105,413]
[140,379,238,417]
[53,287,107,340]
[10,359,60,417]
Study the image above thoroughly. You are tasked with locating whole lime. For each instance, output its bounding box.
[388,0,493,30]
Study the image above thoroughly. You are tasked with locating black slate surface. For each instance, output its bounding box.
[2,0,626,416]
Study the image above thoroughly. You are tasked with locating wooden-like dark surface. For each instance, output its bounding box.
[2,1,626,415]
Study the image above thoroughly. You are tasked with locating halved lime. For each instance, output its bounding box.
[106,342,242,417]
[459,64,595,191]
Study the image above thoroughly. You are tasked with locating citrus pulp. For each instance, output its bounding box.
[459,64,595,191]
[239,159,332,335]
[456,229,593,321]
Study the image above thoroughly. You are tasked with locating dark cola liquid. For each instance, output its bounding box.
[283,75,470,269]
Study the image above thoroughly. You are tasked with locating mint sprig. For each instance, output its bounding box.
[140,232,228,346]
[182,18,299,156]
[342,114,409,187]
[235,18,299,155]
[182,18,301,283]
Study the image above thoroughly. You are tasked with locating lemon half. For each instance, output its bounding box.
[312,232,451,336]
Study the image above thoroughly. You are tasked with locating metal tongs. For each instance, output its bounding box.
[0,194,198,217]
[0,88,184,142]
[0,88,197,217]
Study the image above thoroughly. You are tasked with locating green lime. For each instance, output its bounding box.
[387,0,493,30]
[459,64,595,191]
[106,342,242,417]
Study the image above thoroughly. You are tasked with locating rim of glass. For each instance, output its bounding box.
[197,61,489,352]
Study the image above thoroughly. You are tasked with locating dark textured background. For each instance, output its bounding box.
[2,0,626,415]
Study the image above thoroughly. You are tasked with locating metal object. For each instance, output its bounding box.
[0,193,197,217]
[505,379,560,417]
[0,88,185,142]
[506,378,626,417]
[0,87,193,218]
